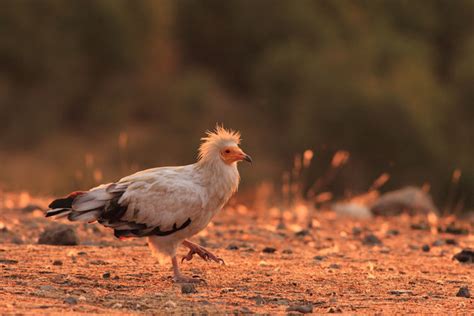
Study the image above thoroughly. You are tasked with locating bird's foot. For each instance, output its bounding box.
[173,274,203,283]
[182,243,225,264]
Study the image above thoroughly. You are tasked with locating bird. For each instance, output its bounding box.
[46,126,252,283]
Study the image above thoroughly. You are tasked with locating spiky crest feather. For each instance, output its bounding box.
[198,125,241,162]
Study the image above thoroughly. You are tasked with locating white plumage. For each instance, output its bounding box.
[46,126,251,282]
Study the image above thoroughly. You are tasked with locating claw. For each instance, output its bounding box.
[181,249,194,263]
[181,243,225,265]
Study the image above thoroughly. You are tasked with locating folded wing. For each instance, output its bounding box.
[47,168,205,239]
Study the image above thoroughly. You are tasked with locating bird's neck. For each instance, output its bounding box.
[195,158,240,208]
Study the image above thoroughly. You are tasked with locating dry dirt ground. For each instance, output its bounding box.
[0,197,473,315]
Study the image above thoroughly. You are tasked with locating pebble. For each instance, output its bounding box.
[282,249,293,254]
[362,234,382,246]
[352,227,362,236]
[295,229,310,237]
[329,263,341,269]
[39,285,55,291]
[164,300,176,308]
[422,244,430,252]
[432,239,444,247]
[53,260,63,266]
[386,229,399,236]
[0,259,18,264]
[226,244,239,250]
[38,225,79,246]
[102,272,111,279]
[181,283,197,294]
[445,239,457,245]
[286,304,313,313]
[239,307,252,314]
[262,247,276,254]
[328,306,343,313]
[314,255,326,261]
[254,295,265,305]
[442,225,469,235]
[64,297,78,305]
[456,286,470,298]
[389,289,413,295]
[411,223,429,231]
[453,249,474,263]
[112,303,123,309]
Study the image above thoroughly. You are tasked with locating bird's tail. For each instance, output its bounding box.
[46,184,124,222]
[46,191,86,219]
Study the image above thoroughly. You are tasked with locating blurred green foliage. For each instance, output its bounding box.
[0,0,472,210]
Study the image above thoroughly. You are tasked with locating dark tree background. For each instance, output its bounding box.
[0,0,472,210]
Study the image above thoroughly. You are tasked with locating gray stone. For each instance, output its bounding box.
[371,186,438,216]
[38,225,79,246]
[456,286,470,298]
[286,304,313,314]
[181,283,197,294]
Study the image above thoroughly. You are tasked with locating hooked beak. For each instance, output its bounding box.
[243,153,252,163]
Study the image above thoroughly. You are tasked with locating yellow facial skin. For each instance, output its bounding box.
[220,146,252,164]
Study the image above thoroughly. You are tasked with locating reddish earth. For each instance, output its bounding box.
[0,195,473,314]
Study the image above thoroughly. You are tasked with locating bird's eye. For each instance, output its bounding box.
[225,149,230,154]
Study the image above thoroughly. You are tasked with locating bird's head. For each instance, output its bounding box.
[198,125,252,165]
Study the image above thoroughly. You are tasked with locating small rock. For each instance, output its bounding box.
[0,259,18,264]
[422,244,430,252]
[226,244,239,250]
[352,227,362,236]
[286,304,313,313]
[262,247,276,254]
[113,275,120,280]
[253,295,265,305]
[432,239,444,247]
[386,229,399,236]
[379,247,391,254]
[282,249,293,254]
[327,306,343,313]
[164,300,176,308]
[39,285,55,291]
[295,229,310,237]
[90,260,107,265]
[276,221,286,230]
[389,290,413,295]
[102,272,111,279]
[53,260,63,266]
[441,225,469,235]
[371,186,438,216]
[456,286,470,298]
[329,263,341,269]
[181,283,197,294]
[239,307,252,314]
[77,251,87,256]
[362,234,382,246]
[314,255,326,261]
[78,295,87,301]
[409,244,419,251]
[410,223,430,231]
[64,297,78,305]
[112,303,123,309]
[220,288,235,294]
[453,249,474,263]
[445,239,458,245]
[38,225,79,246]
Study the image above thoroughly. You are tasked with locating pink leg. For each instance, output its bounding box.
[171,256,201,283]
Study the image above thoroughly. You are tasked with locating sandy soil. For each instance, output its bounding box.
[0,198,473,314]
